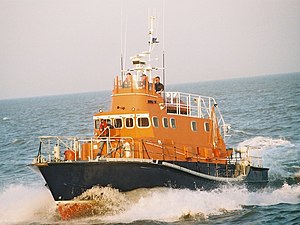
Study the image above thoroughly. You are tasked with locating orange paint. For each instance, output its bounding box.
[57,201,96,220]
[90,80,228,164]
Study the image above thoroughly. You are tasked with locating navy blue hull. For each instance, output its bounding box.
[34,161,268,201]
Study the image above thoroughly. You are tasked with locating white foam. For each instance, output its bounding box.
[231,129,254,135]
[76,186,128,216]
[0,184,56,225]
[238,136,293,150]
[2,117,9,121]
[103,184,300,223]
[237,136,297,177]
[1,183,299,224]
[247,184,300,206]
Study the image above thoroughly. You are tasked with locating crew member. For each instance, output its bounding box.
[123,73,132,88]
[154,76,164,94]
[141,74,148,89]
[97,119,109,157]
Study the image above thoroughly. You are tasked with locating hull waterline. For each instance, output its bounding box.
[32,160,268,201]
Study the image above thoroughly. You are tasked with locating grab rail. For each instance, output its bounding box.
[165,92,216,118]
[34,136,134,163]
[33,136,263,171]
[164,91,229,140]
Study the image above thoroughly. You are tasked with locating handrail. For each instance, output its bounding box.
[34,135,263,169]
[164,91,229,141]
[35,136,134,163]
[164,91,217,119]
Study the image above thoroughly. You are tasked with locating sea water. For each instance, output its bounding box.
[0,73,299,225]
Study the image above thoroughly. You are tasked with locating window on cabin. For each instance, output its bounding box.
[125,118,134,128]
[95,119,100,129]
[137,117,150,127]
[152,117,159,128]
[170,118,176,128]
[114,118,122,128]
[163,117,169,128]
[96,119,112,129]
[106,119,112,127]
[204,122,210,132]
[191,121,197,132]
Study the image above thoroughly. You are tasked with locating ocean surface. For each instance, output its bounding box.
[0,73,299,225]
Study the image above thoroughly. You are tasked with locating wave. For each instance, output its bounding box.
[237,136,293,150]
[237,136,298,183]
[1,184,299,225]
[75,186,128,216]
[104,184,300,223]
[230,128,254,136]
[11,139,25,144]
[0,184,56,225]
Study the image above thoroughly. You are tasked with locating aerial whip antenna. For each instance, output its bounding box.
[120,1,127,82]
[120,1,124,82]
[162,0,166,90]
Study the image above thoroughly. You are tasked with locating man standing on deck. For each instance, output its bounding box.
[97,119,109,157]
[141,74,148,89]
[154,76,164,94]
[123,72,132,88]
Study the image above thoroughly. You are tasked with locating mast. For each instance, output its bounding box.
[125,15,161,86]
[120,4,124,82]
[162,1,166,89]
[120,4,127,82]
[147,15,159,81]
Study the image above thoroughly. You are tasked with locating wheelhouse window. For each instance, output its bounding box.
[95,119,112,129]
[114,118,122,129]
[137,117,150,128]
[95,119,100,129]
[163,117,169,128]
[191,121,197,132]
[152,117,159,128]
[170,118,176,128]
[125,117,134,128]
[204,122,210,132]
[106,119,112,127]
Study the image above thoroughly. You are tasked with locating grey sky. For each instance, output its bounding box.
[0,0,299,100]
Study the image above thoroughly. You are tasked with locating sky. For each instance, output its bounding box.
[0,0,299,100]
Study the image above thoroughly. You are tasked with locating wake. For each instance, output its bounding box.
[0,185,56,225]
[237,136,299,183]
[0,183,299,225]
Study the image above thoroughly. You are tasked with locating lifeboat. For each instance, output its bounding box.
[30,16,269,220]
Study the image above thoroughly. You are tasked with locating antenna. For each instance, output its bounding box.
[120,2,124,82]
[147,12,158,80]
[162,0,165,52]
[162,0,166,88]
[148,15,155,54]
[120,1,127,82]
[123,15,128,79]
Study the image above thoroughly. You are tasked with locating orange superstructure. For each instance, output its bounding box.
[92,73,230,164]
[88,15,231,164]
[88,14,230,164]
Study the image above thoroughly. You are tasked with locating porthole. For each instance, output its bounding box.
[204,122,210,132]
[114,118,123,128]
[163,117,169,128]
[106,119,112,127]
[152,117,159,128]
[137,117,150,128]
[95,119,100,129]
[170,118,176,128]
[191,121,197,132]
[125,117,134,128]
